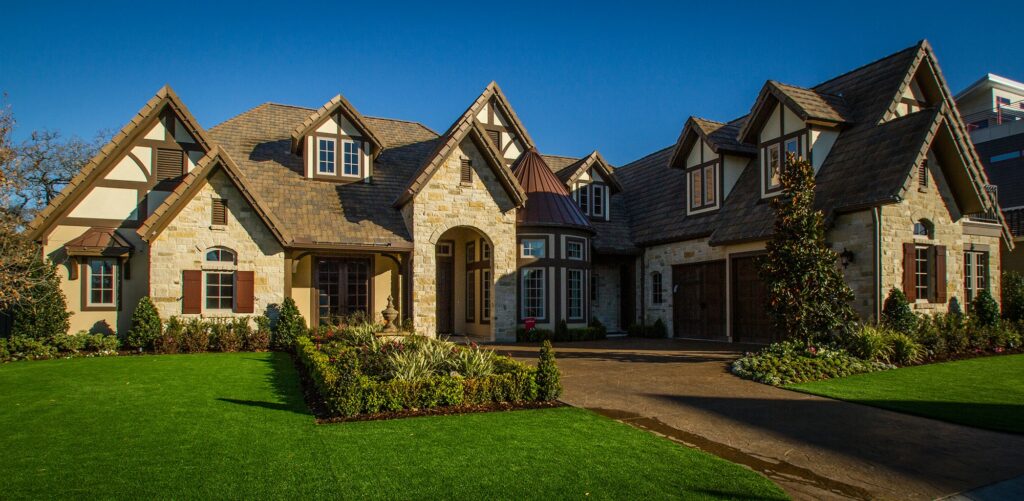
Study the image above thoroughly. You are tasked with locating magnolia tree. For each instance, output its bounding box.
[759,155,855,344]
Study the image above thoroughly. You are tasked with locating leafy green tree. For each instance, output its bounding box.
[272,297,306,351]
[882,288,917,334]
[126,296,162,350]
[536,340,561,401]
[759,156,855,344]
[1002,271,1024,322]
[971,289,1000,327]
[8,256,69,339]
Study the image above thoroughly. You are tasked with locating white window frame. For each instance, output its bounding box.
[86,258,118,307]
[566,240,585,261]
[592,184,605,219]
[205,271,235,311]
[765,143,781,191]
[342,139,361,177]
[567,269,584,321]
[481,241,491,261]
[318,137,336,175]
[521,268,547,320]
[577,184,590,215]
[965,251,988,303]
[521,238,546,258]
[481,269,491,320]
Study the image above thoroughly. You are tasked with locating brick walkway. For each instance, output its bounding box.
[493,338,1024,500]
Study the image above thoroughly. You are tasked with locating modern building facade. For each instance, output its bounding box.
[28,40,1009,342]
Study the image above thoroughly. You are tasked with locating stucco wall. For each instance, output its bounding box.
[149,169,285,319]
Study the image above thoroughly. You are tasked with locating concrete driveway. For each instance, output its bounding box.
[493,338,1024,500]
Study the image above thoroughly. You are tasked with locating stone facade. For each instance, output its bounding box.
[403,138,519,341]
[590,262,622,331]
[829,209,879,319]
[149,169,285,319]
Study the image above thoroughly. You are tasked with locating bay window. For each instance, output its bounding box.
[521,268,547,319]
[567,269,584,321]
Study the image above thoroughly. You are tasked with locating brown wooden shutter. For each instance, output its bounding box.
[903,243,917,301]
[182,270,202,314]
[211,199,228,226]
[460,159,472,184]
[933,245,947,303]
[918,160,928,188]
[156,148,184,182]
[235,271,255,313]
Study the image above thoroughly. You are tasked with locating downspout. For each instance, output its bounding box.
[873,206,882,322]
[639,247,647,329]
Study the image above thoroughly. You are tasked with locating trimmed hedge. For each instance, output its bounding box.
[0,332,119,362]
[295,335,557,417]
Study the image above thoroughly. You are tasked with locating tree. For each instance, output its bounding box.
[971,289,1000,327]
[759,155,855,344]
[881,288,917,334]
[8,255,69,339]
[126,297,162,350]
[536,340,562,401]
[1002,271,1024,322]
[272,297,306,350]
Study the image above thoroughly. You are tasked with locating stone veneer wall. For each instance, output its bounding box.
[590,262,622,331]
[149,169,285,319]
[403,138,518,341]
[829,210,879,319]
[879,158,1002,311]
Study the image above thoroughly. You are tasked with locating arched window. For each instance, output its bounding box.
[205,247,236,263]
[913,219,933,239]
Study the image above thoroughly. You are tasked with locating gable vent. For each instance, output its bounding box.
[487,130,501,151]
[918,160,928,188]
[460,158,473,184]
[211,198,228,226]
[156,148,184,183]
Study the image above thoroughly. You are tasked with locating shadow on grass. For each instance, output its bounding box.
[218,352,311,416]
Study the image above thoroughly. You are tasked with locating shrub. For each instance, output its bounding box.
[536,340,561,401]
[126,297,162,350]
[886,331,922,365]
[589,318,607,338]
[155,317,183,354]
[844,324,893,362]
[1003,271,1024,322]
[628,319,668,339]
[555,320,568,340]
[50,332,87,354]
[6,336,58,361]
[731,340,892,386]
[948,296,964,320]
[8,258,70,340]
[247,316,271,351]
[85,334,119,355]
[881,288,917,334]
[971,290,1000,327]
[180,319,210,353]
[213,321,243,352]
[913,314,948,359]
[387,348,439,381]
[450,344,496,378]
[272,298,305,351]
[0,338,8,360]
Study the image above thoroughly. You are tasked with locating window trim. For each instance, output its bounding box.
[204,270,236,311]
[565,238,585,261]
[82,258,119,311]
[466,241,476,264]
[687,159,719,213]
[914,245,932,303]
[760,129,807,197]
[964,250,989,303]
[591,183,606,220]
[520,267,547,321]
[567,268,585,321]
[481,240,491,261]
[341,139,362,178]
[481,269,491,324]
[466,269,475,322]
[521,238,546,258]
[651,271,664,304]
[317,136,337,175]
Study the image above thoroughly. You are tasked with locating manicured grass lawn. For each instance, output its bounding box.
[0,353,786,500]
[788,354,1024,434]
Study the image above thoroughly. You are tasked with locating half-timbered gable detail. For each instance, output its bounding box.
[669,117,756,215]
[472,82,535,165]
[289,93,383,183]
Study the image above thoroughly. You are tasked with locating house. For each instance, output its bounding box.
[955,74,1024,272]
[27,40,1009,343]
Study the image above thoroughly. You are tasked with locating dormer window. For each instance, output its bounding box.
[574,182,609,220]
[318,138,336,175]
[343,140,361,177]
[688,161,717,211]
[766,143,781,191]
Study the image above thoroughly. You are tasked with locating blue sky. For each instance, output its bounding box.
[1,1,1021,165]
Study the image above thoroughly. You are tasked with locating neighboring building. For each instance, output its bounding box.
[956,74,1024,271]
[27,40,1009,343]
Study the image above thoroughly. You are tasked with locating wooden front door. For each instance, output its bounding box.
[672,261,726,340]
[731,255,776,344]
[436,255,454,335]
[316,258,370,326]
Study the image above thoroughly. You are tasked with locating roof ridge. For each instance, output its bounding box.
[617,145,674,171]
[812,41,924,91]
[771,80,846,99]
[540,153,581,160]
[363,115,439,136]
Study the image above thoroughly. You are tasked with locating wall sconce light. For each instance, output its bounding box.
[840,248,855,268]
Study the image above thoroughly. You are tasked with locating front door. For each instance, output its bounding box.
[317,258,370,326]
[731,255,776,344]
[436,248,454,335]
[672,261,726,339]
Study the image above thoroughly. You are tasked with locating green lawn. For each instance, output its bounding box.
[0,353,785,500]
[788,354,1024,434]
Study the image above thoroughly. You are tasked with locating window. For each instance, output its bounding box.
[914,219,933,238]
[437,242,453,257]
[651,271,664,304]
[998,96,1011,106]
[915,246,931,301]
[522,239,545,258]
[784,137,799,164]
[690,168,703,207]
[318,138,336,174]
[689,162,718,211]
[521,268,546,319]
[460,158,472,184]
[592,184,605,218]
[965,251,989,303]
[567,269,584,321]
[156,148,184,183]
[591,273,599,301]
[317,259,369,325]
[466,270,475,322]
[481,269,491,321]
[578,184,590,214]
[703,164,715,204]
[567,240,584,260]
[466,241,476,264]
[342,140,360,176]
[87,258,116,307]
[205,247,236,263]
[481,241,491,261]
[211,198,228,226]
[766,143,781,190]
[918,160,928,189]
[205,272,234,310]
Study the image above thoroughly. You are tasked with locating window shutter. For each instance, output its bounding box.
[182,270,202,314]
[933,245,947,303]
[918,160,928,188]
[211,199,228,226]
[156,148,184,182]
[903,243,917,301]
[235,271,255,313]
[460,158,472,184]
[487,130,501,151]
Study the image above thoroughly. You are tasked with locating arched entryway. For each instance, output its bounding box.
[435,226,494,338]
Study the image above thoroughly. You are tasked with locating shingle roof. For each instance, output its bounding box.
[288,93,385,157]
[209,103,438,248]
[512,149,592,230]
[669,117,755,170]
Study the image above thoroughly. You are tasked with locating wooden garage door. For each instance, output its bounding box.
[731,255,777,344]
[672,261,726,340]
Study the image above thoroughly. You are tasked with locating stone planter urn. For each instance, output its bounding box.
[380,295,399,333]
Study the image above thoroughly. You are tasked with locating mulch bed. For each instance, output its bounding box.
[289,352,564,424]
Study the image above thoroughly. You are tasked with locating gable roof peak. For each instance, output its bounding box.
[289,92,384,157]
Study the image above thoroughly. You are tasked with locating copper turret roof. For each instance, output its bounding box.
[512,149,593,231]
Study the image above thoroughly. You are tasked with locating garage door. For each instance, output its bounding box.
[672,261,726,340]
[731,255,778,344]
